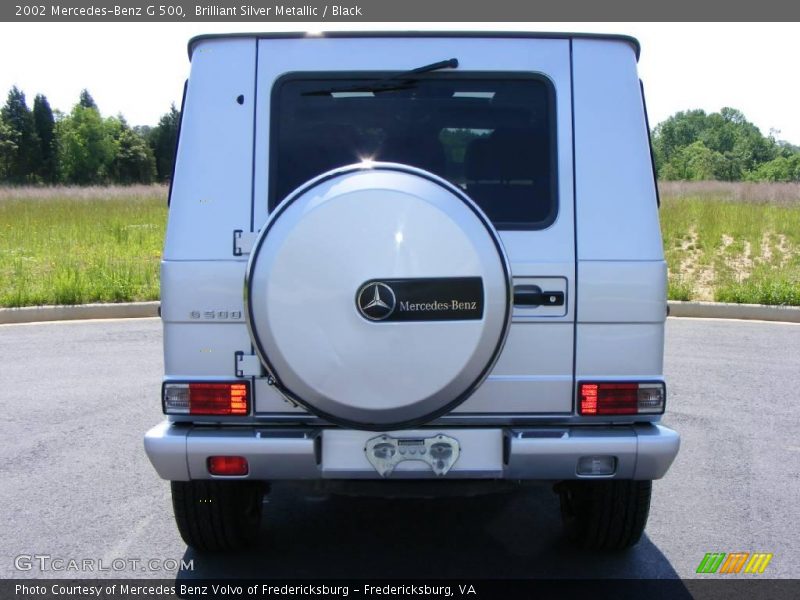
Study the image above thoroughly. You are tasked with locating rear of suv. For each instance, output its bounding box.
[145,31,679,552]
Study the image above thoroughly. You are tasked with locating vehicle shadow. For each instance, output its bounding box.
[176,482,688,586]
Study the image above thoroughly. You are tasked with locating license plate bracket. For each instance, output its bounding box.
[365,433,461,477]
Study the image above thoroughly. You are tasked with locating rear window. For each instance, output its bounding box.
[270,73,557,230]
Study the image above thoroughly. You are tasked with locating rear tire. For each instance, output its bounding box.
[556,479,652,551]
[171,480,265,552]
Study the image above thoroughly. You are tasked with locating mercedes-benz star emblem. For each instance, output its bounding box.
[357,282,397,321]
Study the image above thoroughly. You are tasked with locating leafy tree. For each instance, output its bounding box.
[685,142,720,180]
[148,103,180,181]
[439,127,490,163]
[0,118,20,180]
[0,86,39,182]
[133,124,152,139]
[776,140,800,156]
[706,108,777,174]
[749,155,800,182]
[651,109,709,171]
[651,107,791,181]
[79,89,98,110]
[32,94,57,182]
[108,116,156,184]
[659,141,725,181]
[56,104,115,184]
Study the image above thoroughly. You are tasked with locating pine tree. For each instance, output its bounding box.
[149,103,180,181]
[33,94,57,182]
[0,86,39,182]
[79,89,98,110]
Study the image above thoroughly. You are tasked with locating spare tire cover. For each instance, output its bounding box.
[246,164,511,430]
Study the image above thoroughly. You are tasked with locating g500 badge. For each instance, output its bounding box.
[356,278,484,322]
[190,310,243,321]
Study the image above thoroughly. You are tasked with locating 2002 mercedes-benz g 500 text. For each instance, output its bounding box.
[145,31,680,552]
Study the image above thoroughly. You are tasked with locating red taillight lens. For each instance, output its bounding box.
[579,382,665,415]
[580,383,637,415]
[189,383,248,415]
[207,456,249,476]
[163,382,249,416]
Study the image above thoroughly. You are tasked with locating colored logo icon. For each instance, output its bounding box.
[696,552,773,574]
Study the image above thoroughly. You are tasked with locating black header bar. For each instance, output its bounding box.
[3,0,800,22]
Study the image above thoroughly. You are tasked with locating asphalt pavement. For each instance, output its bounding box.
[0,317,798,582]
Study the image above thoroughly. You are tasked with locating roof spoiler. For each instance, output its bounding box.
[187,31,641,61]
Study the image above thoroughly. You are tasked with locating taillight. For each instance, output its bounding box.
[578,382,665,415]
[207,456,249,476]
[163,382,249,416]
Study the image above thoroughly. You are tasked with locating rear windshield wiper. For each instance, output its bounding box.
[301,58,459,96]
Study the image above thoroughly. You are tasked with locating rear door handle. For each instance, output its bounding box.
[513,285,564,307]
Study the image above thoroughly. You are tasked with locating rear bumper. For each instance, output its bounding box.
[144,421,679,482]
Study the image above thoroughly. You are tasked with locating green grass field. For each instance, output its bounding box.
[0,182,798,308]
[659,182,800,305]
[0,186,167,307]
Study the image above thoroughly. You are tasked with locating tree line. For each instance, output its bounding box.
[2,84,799,185]
[0,86,179,185]
[652,107,800,182]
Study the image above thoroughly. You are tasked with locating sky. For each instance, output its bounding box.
[0,22,799,144]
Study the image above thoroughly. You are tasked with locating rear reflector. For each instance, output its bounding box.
[207,456,249,476]
[163,382,249,416]
[578,382,665,416]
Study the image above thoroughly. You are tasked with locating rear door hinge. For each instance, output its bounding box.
[235,351,264,377]
[233,230,258,256]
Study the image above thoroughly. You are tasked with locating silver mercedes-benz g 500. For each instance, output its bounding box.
[145,31,680,552]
